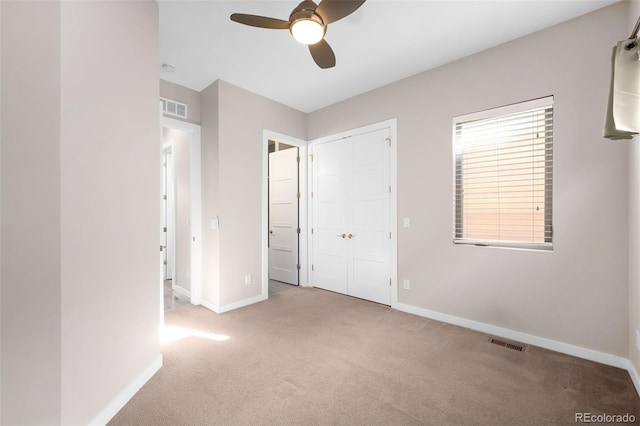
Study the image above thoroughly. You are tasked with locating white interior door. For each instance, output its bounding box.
[312,141,349,295]
[347,130,391,304]
[269,147,299,285]
[162,151,168,279]
[165,149,175,281]
[311,128,391,305]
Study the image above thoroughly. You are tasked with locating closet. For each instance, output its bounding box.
[310,127,392,305]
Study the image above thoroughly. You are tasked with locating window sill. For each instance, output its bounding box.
[453,240,553,252]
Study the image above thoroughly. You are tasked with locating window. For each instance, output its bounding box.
[453,96,553,250]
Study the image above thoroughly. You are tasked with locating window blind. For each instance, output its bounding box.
[453,97,553,249]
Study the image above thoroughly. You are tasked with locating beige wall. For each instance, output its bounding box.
[629,0,640,375]
[200,80,306,308]
[217,81,306,306]
[161,79,201,125]
[1,1,160,424]
[308,3,630,357]
[1,2,62,423]
[0,1,3,420]
[163,128,191,293]
[200,81,220,306]
[0,1,635,423]
[59,2,160,424]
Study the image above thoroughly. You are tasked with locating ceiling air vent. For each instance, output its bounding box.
[489,337,525,352]
[160,97,188,119]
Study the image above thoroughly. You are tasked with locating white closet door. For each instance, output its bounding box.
[312,140,349,295]
[347,129,391,305]
[311,128,391,305]
[269,147,299,284]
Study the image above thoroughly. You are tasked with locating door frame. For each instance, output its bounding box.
[268,146,300,286]
[307,118,398,307]
[161,145,176,282]
[161,117,202,307]
[262,130,308,298]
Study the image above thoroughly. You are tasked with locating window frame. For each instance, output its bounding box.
[452,96,554,251]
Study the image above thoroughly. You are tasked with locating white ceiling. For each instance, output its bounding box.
[158,0,618,113]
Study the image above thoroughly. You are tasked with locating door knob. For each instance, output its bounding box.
[337,233,346,238]
[269,230,273,234]
[348,234,356,239]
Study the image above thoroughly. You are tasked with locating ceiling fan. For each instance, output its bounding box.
[230,0,366,69]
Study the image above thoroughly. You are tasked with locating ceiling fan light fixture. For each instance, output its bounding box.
[290,18,325,45]
[230,0,366,68]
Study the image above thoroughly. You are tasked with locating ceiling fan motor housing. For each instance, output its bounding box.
[289,1,326,33]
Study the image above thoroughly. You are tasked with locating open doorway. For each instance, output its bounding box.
[160,117,202,315]
[262,131,308,298]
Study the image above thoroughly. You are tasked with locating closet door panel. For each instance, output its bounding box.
[312,140,349,294]
[348,129,391,305]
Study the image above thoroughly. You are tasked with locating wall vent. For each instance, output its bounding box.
[160,97,188,119]
[489,337,525,352]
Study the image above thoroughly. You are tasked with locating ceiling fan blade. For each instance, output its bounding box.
[309,39,336,69]
[315,0,365,24]
[230,13,290,30]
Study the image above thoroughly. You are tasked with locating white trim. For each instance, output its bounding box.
[624,359,640,398]
[190,126,202,306]
[158,102,165,329]
[389,120,398,307]
[200,293,268,314]
[307,119,398,307]
[262,130,308,300]
[454,95,553,124]
[161,117,202,306]
[199,298,218,313]
[171,284,191,299]
[395,302,629,369]
[161,145,176,284]
[89,354,162,426]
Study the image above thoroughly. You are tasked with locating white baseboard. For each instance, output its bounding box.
[171,284,191,299]
[89,353,162,426]
[200,293,268,314]
[394,302,628,370]
[200,298,218,312]
[624,359,640,398]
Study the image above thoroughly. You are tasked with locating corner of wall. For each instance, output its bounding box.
[199,80,221,307]
[215,80,306,308]
[160,79,202,125]
[628,0,640,395]
[0,1,3,420]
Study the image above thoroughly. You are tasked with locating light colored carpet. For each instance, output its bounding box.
[110,287,640,425]
[268,279,296,296]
